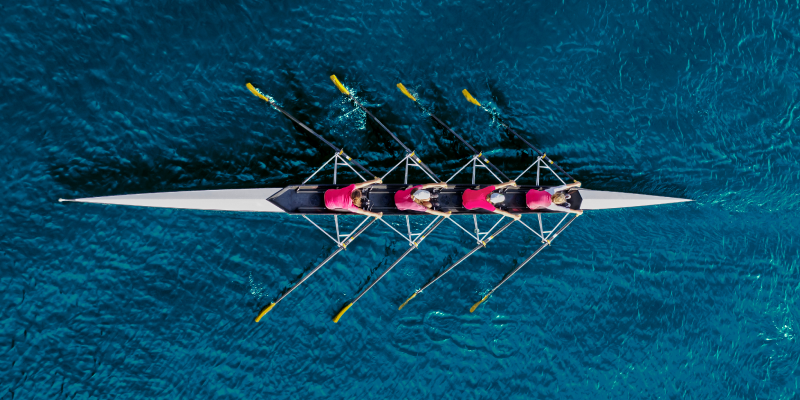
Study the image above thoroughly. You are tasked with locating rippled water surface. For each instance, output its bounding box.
[3,0,800,398]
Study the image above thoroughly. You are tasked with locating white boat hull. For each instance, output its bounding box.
[60,187,690,213]
[60,188,284,213]
[578,189,692,210]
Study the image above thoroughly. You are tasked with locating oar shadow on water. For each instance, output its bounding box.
[49,152,295,199]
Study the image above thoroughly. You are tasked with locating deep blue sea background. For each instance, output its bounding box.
[3,0,800,398]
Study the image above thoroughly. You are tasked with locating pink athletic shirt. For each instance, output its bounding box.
[462,185,496,211]
[395,185,427,212]
[324,184,360,212]
[526,189,551,209]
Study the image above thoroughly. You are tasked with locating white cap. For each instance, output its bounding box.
[413,189,431,200]
[489,193,505,203]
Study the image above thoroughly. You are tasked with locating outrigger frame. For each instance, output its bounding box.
[247,78,582,323]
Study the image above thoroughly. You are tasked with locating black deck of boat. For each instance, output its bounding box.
[267,184,581,215]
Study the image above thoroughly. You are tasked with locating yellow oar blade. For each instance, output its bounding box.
[397,292,418,310]
[332,302,353,323]
[396,83,417,101]
[330,75,350,96]
[246,83,271,103]
[462,89,482,107]
[469,295,489,313]
[254,302,276,322]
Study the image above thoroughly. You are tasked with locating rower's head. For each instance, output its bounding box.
[411,189,433,209]
[351,189,363,207]
[488,193,505,204]
[412,189,431,201]
[552,192,567,204]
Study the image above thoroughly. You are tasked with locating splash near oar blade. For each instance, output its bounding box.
[332,302,353,323]
[246,83,271,103]
[462,89,482,107]
[398,291,418,310]
[396,83,417,101]
[470,295,489,313]
[255,302,276,322]
[330,75,350,96]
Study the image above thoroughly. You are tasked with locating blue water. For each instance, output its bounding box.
[3,0,799,398]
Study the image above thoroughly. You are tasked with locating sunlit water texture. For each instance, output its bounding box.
[2,0,799,398]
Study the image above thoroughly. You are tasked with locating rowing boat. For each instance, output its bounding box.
[58,185,687,213]
[60,77,691,323]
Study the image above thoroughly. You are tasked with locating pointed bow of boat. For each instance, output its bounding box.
[59,188,284,213]
[578,189,692,210]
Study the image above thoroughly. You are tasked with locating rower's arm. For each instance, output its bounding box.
[354,178,382,190]
[352,208,383,218]
[494,209,521,220]
[419,182,448,190]
[494,180,518,190]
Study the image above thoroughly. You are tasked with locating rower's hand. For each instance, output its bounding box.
[512,214,522,221]
[375,178,383,184]
[376,212,384,219]
[508,180,518,187]
[438,182,448,188]
[444,211,452,218]
[574,181,582,187]
[574,210,583,215]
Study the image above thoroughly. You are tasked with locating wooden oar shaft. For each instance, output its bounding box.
[247,83,376,179]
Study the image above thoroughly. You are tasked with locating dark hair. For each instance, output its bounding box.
[351,189,363,207]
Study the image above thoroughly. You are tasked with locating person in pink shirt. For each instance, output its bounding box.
[394,182,450,217]
[462,180,521,220]
[526,181,583,214]
[324,178,383,218]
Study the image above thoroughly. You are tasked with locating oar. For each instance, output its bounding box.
[461,89,577,183]
[398,218,517,310]
[329,75,442,182]
[246,83,377,180]
[396,83,510,181]
[332,216,448,322]
[469,213,580,313]
[255,216,379,322]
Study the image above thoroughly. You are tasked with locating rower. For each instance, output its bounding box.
[324,178,383,218]
[462,180,521,220]
[394,182,451,217]
[526,181,583,214]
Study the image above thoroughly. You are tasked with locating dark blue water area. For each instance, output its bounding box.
[2,0,800,398]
